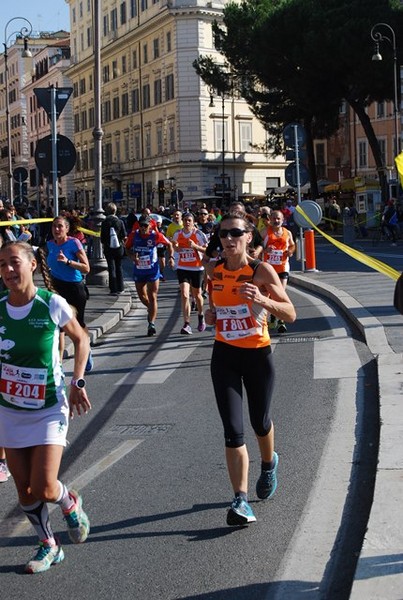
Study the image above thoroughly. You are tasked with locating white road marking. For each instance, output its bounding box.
[115,340,202,385]
[0,440,142,540]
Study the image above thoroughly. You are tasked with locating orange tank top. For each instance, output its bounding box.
[263,227,289,273]
[211,261,270,348]
[175,229,204,270]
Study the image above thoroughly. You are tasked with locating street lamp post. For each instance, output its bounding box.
[3,17,32,204]
[371,23,400,162]
[87,0,108,285]
[221,93,225,208]
[209,88,226,207]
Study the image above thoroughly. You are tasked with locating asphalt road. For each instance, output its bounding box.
[0,270,377,600]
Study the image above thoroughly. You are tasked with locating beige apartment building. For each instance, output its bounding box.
[23,39,75,209]
[0,32,70,204]
[66,0,287,210]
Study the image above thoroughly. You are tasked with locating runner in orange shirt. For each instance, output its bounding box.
[172,212,208,334]
[205,211,296,526]
[261,210,295,333]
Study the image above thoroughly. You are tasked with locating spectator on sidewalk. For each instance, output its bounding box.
[328,197,341,233]
[382,198,398,246]
[100,202,127,295]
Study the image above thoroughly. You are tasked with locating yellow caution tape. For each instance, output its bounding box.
[0,218,53,226]
[0,217,100,238]
[78,226,100,237]
[295,205,401,282]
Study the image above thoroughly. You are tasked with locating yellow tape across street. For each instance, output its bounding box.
[295,205,401,282]
[0,218,100,238]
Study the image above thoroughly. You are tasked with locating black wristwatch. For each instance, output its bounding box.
[71,377,86,389]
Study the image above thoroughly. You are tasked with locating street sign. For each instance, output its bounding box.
[34,87,73,121]
[283,123,306,148]
[13,167,28,182]
[285,162,310,187]
[35,135,76,177]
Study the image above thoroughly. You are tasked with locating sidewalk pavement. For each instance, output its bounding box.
[63,244,402,598]
[63,284,135,358]
[289,242,403,600]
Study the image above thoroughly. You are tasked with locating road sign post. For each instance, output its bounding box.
[283,123,309,271]
[34,86,73,216]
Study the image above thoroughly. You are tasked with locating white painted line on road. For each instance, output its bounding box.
[314,338,362,379]
[0,440,142,540]
[115,340,202,385]
[65,439,142,490]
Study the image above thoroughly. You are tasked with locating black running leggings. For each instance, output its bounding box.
[210,341,275,448]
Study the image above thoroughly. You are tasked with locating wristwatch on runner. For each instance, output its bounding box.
[71,378,86,389]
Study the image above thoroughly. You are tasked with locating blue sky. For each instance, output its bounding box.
[1,0,70,41]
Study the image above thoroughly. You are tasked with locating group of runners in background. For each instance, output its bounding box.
[0,197,297,571]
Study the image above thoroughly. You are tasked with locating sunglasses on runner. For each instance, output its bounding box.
[218,228,247,238]
[261,213,270,218]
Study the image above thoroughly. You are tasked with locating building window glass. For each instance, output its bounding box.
[103,15,109,36]
[132,89,139,113]
[377,101,385,118]
[154,79,162,105]
[377,137,386,165]
[143,43,148,64]
[120,2,127,24]
[145,129,151,157]
[111,8,118,31]
[103,100,111,122]
[122,92,129,116]
[239,122,252,152]
[153,38,159,59]
[166,31,171,52]
[165,74,174,101]
[134,133,141,159]
[142,84,150,109]
[168,121,175,152]
[157,125,163,154]
[358,140,368,168]
[214,120,228,152]
[113,97,120,119]
[130,0,137,18]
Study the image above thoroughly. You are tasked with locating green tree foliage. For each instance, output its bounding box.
[194,0,403,199]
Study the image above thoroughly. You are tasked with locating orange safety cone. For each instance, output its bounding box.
[304,229,317,271]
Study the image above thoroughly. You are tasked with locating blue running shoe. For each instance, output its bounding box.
[256,451,279,500]
[226,497,256,526]
[85,349,94,373]
[63,489,90,544]
[25,539,64,574]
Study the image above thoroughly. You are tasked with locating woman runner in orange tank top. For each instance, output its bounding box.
[205,211,296,526]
